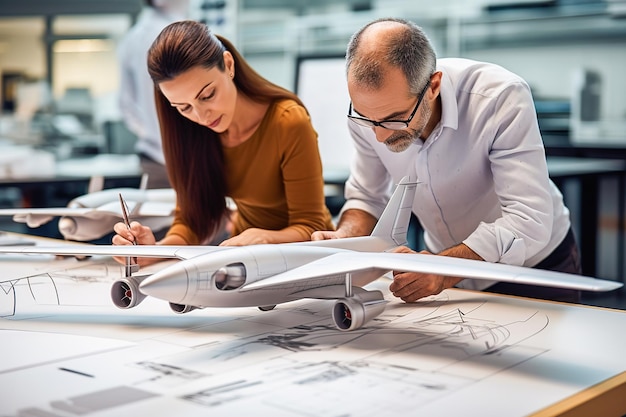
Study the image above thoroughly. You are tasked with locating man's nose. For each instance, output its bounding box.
[372,125,391,143]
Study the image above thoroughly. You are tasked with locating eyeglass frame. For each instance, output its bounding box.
[347,80,431,130]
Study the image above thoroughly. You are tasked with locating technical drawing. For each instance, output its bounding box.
[1,278,625,417]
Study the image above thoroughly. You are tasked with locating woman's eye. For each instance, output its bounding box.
[201,91,215,101]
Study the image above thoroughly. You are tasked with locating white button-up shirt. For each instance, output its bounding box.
[342,58,571,290]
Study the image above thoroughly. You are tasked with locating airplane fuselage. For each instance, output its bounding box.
[140,245,357,309]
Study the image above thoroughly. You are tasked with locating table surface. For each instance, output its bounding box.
[546,156,626,178]
[0,235,624,417]
[0,154,142,185]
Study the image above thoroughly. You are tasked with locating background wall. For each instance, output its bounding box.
[465,42,626,125]
[0,0,625,281]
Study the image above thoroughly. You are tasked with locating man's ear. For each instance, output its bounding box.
[428,71,443,98]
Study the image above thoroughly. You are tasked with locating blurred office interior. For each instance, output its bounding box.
[0,0,625,304]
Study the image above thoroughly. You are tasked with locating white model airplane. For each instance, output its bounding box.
[0,187,176,241]
[0,177,621,331]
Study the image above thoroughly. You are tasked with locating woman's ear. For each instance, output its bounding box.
[223,51,235,77]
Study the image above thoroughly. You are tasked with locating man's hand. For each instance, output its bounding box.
[389,244,482,303]
[390,268,464,303]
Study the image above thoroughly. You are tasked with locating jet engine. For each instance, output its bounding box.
[110,275,149,309]
[331,290,387,331]
[213,263,246,290]
[169,303,197,314]
[59,216,116,241]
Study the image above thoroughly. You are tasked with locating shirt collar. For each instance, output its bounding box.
[438,69,459,132]
[418,70,458,150]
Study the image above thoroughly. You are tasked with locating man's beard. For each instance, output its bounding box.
[383,99,430,153]
[384,130,419,153]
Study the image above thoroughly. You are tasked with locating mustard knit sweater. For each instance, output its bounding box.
[167,98,334,244]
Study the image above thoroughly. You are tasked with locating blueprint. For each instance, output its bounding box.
[0,255,625,416]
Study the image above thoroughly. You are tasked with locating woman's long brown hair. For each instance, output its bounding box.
[147,20,303,242]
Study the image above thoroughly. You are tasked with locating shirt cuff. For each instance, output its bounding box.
[464,224,526,266]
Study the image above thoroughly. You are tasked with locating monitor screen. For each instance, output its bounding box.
[295,55,354,181]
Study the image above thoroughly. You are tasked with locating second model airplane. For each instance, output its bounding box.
[0,176,621,331]
[0,186,176,241]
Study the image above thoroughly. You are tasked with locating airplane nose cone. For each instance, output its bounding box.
[139,262,190,304]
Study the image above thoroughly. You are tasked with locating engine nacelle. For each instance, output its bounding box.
[169,303,198,314]
[59,216,117,241]
[57,217,78,237]
[332,290,387,331]
[110,275,149,309]
[213,263,246,290]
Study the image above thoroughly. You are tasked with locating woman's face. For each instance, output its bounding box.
[159,52,236,133]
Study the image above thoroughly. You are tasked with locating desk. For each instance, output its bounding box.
[0,251,625,416]
[534,371,626,417]
[546,143,626,160]
[0,174,144,205]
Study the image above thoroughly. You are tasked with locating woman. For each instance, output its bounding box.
[113,20,333,265]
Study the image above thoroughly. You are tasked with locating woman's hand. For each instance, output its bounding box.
[111,221,158,266]
[219,228,272,246]
[311,229,351,240]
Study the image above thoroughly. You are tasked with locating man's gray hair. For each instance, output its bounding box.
[346,18,436,95]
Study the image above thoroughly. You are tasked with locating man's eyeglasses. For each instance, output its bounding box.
[347,81,431,130]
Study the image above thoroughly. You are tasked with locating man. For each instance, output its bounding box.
[312,18,581,303]
[117,0,189,189]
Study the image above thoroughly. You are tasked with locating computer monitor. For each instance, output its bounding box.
[295,55,354,180]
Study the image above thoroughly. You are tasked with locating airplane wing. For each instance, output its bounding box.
[0,254,89,283]
[0,236,114,285]
[86,201,175,218]
[242,251,622,294]
[128,201,175,217]
[0,208,95,227]
[0,201,173,218]
[68,188,176,208]
[0,244,230,261]
[0,208,94,218]
[0,201,174,228]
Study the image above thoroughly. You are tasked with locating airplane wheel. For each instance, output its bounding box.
[258,305,276,311]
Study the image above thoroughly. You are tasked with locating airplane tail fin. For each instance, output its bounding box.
[139,173,149,190]
[87,176,104,194]
[370,176,417,247]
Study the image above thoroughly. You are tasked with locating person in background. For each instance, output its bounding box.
[312,17,582,303]
[113,20,334,265]
[117,0,190,189]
